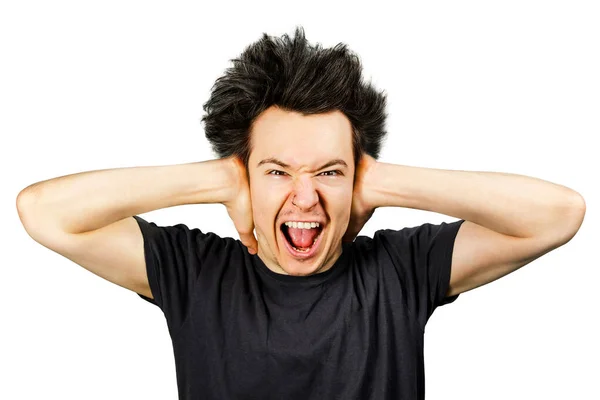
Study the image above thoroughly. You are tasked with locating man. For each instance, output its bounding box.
[16,27,585,400]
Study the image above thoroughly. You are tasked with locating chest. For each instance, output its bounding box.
[173,274,421,398]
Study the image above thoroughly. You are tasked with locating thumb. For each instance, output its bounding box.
[240,229,258,255]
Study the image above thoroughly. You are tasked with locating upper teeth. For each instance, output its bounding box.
[284,221,320,229]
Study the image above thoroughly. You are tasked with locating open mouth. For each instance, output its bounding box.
[280,223,324,257]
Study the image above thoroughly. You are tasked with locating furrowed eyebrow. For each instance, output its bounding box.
[257,157,348,172]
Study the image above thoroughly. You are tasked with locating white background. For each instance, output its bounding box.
[3,1,598,399]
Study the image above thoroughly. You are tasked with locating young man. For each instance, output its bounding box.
[16,27,585,400]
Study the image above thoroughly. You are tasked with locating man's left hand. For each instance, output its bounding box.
[342,153,379,243]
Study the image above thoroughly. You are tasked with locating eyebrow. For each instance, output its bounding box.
[257,157,348,172]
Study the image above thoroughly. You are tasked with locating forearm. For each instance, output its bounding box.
[368,162,585,239]
[17,158,235,235]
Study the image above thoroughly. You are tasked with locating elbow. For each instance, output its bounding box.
[16,189,35,223]
[17,189,38,236]
[555,191,586,245]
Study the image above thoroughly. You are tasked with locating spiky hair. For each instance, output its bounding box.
[201,26,388,170]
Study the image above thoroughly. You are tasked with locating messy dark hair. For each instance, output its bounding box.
[201,26,388,172]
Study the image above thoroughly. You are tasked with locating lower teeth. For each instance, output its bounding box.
[284,226,322,254]
[293,246,310,252]
[292,236,320,253]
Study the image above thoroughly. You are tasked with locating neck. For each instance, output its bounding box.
[256,242,344,276]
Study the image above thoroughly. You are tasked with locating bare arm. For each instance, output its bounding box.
[17,159,234,236]
[16,157,251,298]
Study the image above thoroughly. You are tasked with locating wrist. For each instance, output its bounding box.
[359,157,386,211]
[219,156,247,207]
[182,158,238,206]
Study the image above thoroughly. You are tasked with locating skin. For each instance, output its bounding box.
[246,105,357,276]
[227,104,586,299]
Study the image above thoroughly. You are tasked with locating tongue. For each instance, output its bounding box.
[287,227,320,249]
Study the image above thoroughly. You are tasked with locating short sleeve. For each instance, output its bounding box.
[374,219,465,331]
[132,215,217,336]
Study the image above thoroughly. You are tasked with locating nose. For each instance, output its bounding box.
[291,175,319,211]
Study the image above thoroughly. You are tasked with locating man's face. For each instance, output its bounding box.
[248,105,355,276]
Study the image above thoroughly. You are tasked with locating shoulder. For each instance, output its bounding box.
[352,220,464,263]
[371,220,464,245]
[133,215,242,258]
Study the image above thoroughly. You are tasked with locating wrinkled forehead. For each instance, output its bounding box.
[249,106,354,169]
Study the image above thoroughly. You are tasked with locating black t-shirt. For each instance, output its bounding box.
[133,215,465,400]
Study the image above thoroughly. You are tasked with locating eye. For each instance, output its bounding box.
[267,170,342,177]
[268,170,287,176]
[319,170,342,177]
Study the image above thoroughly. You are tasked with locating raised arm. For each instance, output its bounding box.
[15,157,256,297]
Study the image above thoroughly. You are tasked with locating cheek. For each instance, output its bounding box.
[335,185,354,207]
[336,188,355,222]
[252,179,288,206]
[250,192,281,232]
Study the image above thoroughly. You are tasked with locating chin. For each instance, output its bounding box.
[280,258,325,276]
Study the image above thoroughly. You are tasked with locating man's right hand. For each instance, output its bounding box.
[223,156,259,255]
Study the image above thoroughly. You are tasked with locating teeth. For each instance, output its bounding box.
[291,235,320,252]
[284,221,320,229]
[289,227,322,253]
[292,245,310,252]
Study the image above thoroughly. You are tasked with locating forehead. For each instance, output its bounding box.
[249,106,354,168]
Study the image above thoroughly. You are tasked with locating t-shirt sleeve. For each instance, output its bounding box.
[374,219,465,331]
[132,215,217,336]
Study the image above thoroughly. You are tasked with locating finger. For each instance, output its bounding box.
[242,219,258,252]
[240,232,258,254]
